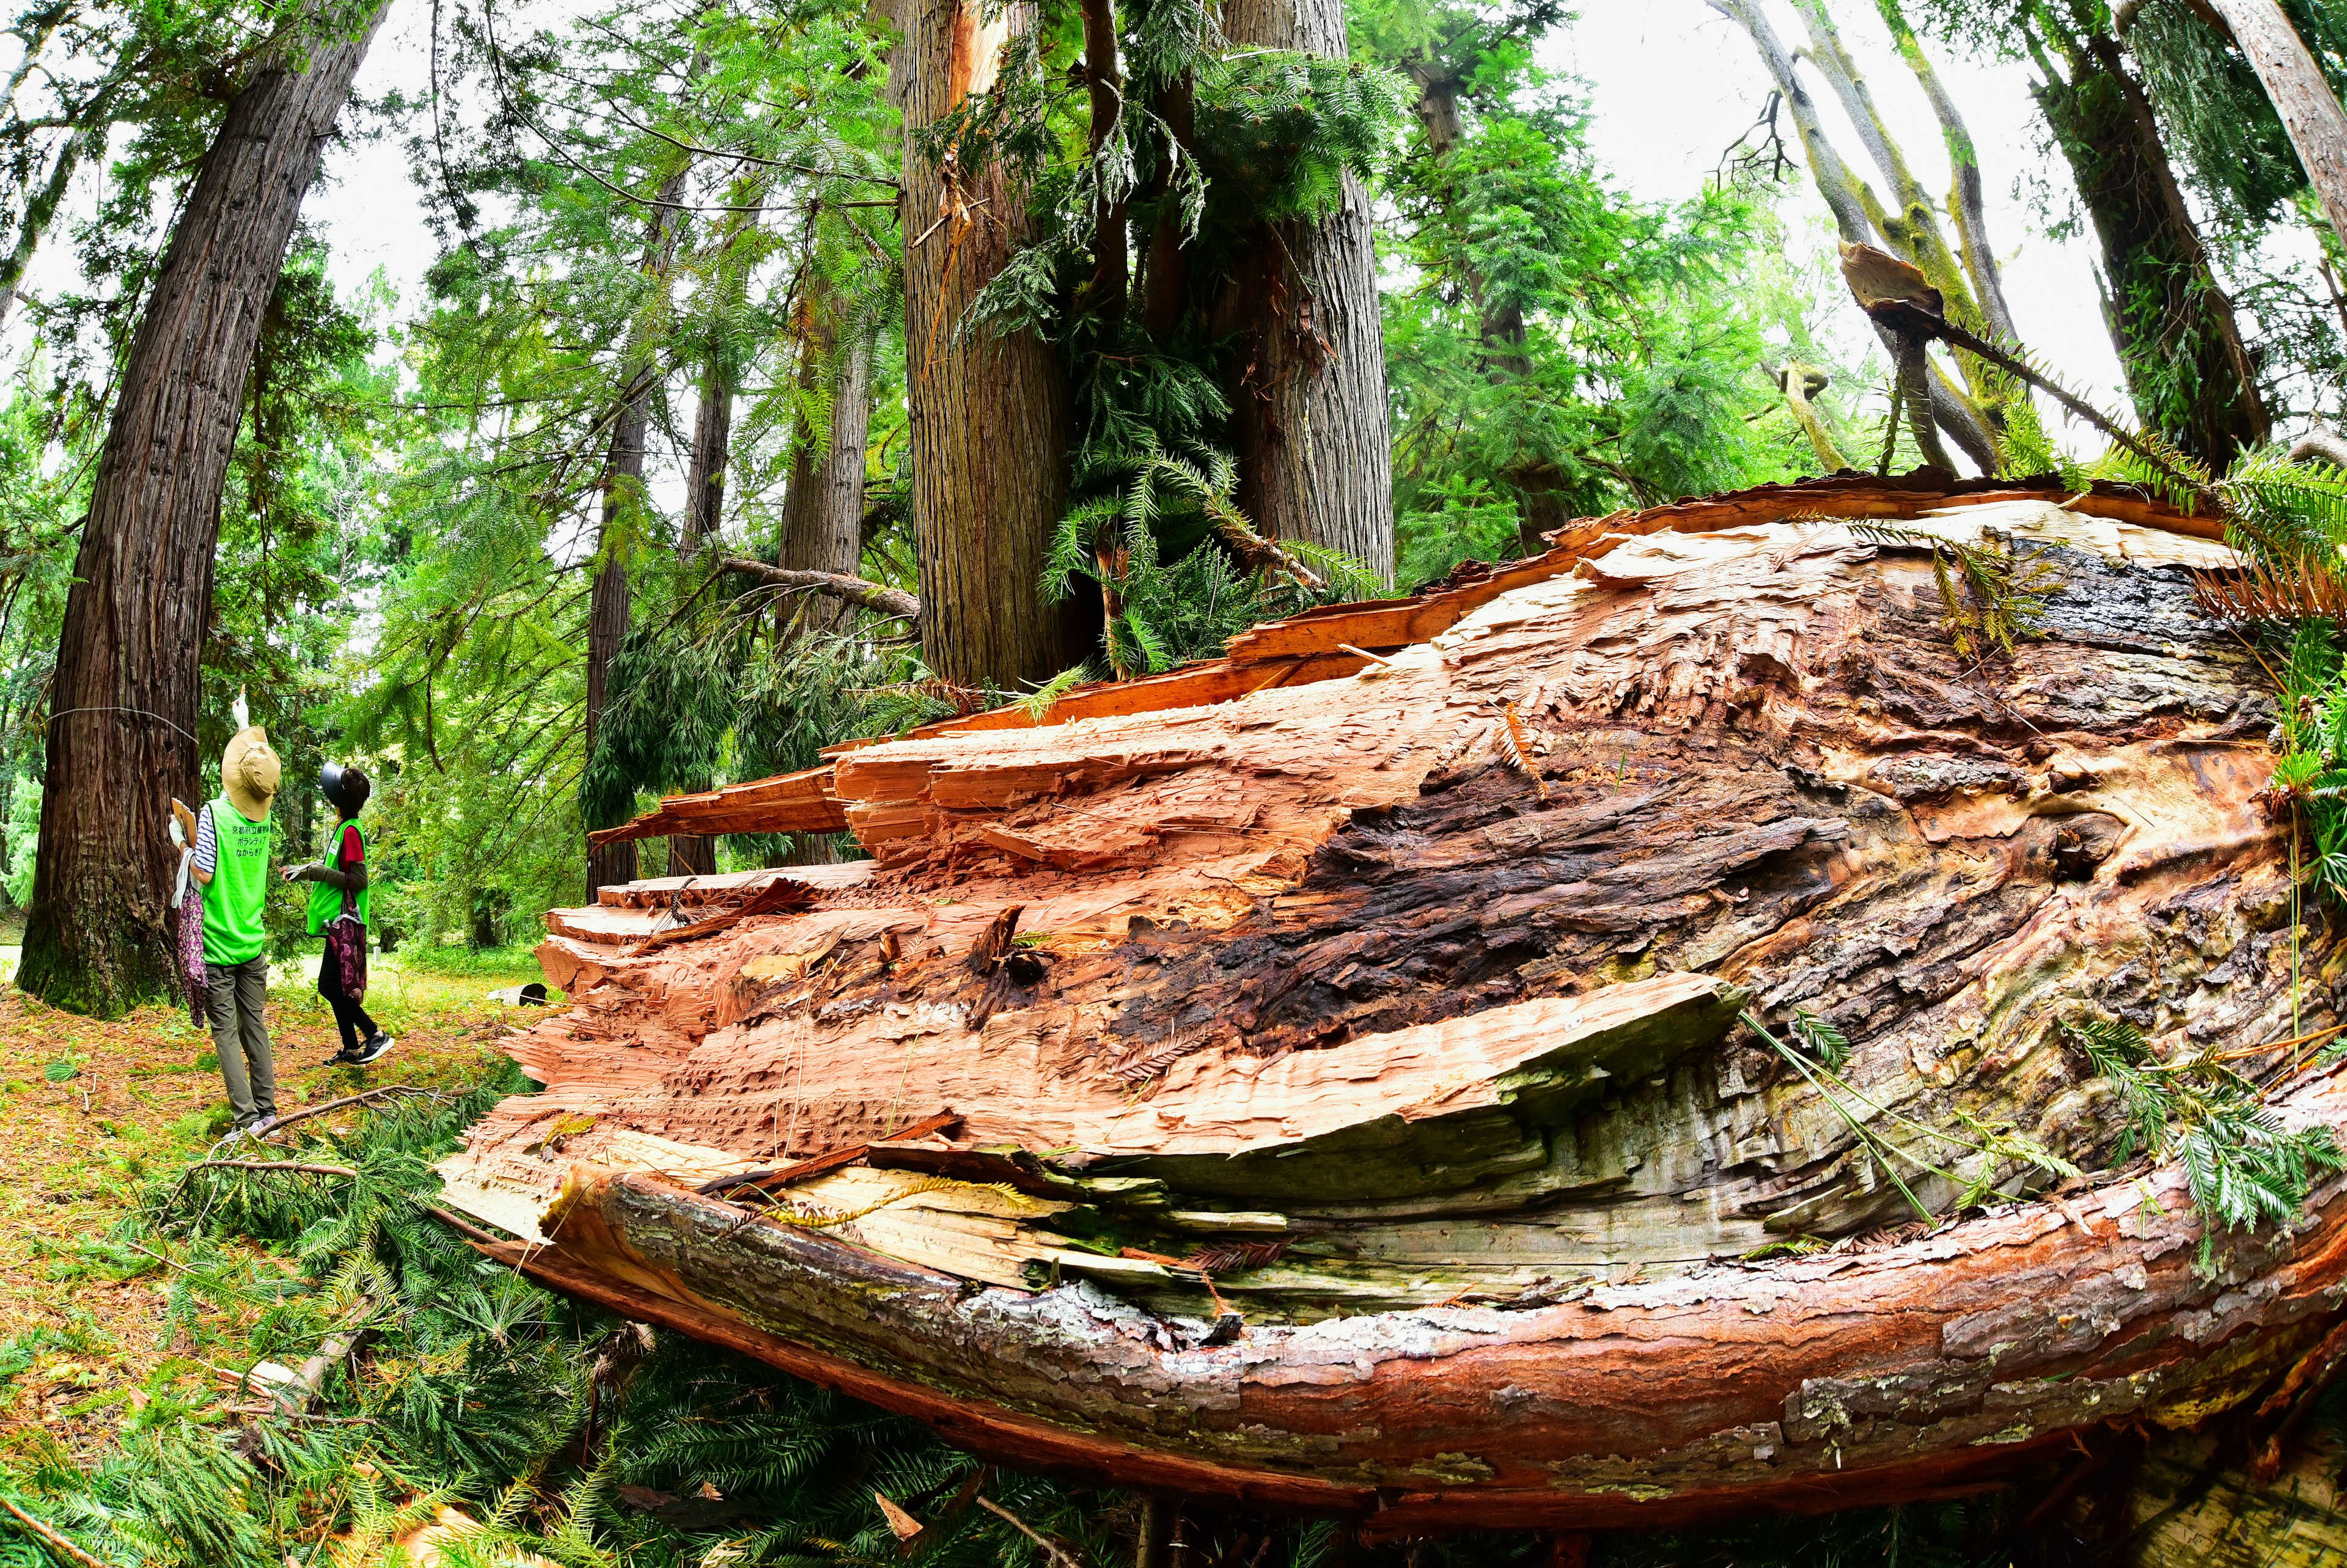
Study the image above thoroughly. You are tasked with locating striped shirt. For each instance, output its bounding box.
[193,804,217,875]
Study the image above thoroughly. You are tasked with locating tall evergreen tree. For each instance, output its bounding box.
[20,1,387,1015]
[1914,0,2271,468]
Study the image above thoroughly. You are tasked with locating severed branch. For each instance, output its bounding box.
[718,557,921,625]
[255,1085,456,1145]
[1204,508,1323,591]
[975,1495,1092,1568]
[1769,359,1849,471]
[0,1497,109,1568]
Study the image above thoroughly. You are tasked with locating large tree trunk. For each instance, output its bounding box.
[769,290,876,869]
[443,472,2347,1531]
[775,289,873,641]
[2203,0,2347,253]
[582,168,693,896]
[1217,0,1394,582]
[901,0,1079,695]
[2037,35,2271,470]
[664,356,732,882]
[17,6,384,1016]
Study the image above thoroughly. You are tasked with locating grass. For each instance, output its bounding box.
[0,952,543,1467]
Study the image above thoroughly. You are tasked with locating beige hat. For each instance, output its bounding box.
[221,726,280,821]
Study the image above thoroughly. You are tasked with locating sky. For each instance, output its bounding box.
[1562,2,2134,431]
[28,0,2279,458]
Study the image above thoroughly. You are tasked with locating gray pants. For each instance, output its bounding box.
[205,956,277,1121]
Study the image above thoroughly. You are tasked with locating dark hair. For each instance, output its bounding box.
[333,765,372,817]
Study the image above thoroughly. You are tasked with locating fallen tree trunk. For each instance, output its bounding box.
[442,475,2347,1531]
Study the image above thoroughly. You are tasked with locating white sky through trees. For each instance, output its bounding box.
[26,0,2336,471]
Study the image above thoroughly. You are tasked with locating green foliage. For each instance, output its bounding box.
[1846,519,2060,659]
[2065,1016,2345,1264]
[2126,0,2347,230]
[1787,1009,1851,1072]
[1744,1008,2080,1223]
[3,769,35,909]
[1368,14,1826,580]
[1046,440,1376,676]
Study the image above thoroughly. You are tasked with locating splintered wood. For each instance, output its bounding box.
[441,480,2347,1530]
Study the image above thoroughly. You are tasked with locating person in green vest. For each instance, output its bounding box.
[284,762,393,1066]
[171,721,282,1134]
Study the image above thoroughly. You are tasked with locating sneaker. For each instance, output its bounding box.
[350,1031,395,1066]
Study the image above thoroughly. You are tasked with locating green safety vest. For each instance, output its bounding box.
[199,794,273,966]
[306,817,371,935]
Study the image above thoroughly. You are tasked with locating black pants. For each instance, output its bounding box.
[318,941,379,1055]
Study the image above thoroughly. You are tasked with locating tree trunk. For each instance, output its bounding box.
[666,353,734,881]
[1787,0,2020,460]
[582,164,694,896]
[1872,0,2021,343]
[444,471,2336,1530]
[776,291,872,639]
[2203,0,2347,254]
[1710,0,1998,474]
[17,5,385,1016]
[1215,0,1394,583]
[901,0,1080,695]
[2036,35,2271,471]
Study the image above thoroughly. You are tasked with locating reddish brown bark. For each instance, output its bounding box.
[18,5,386,1015]
[444,476,2334,1526]
[1216,0,1394,581]
[901,0,1082,691]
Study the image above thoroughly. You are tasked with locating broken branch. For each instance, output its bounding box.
[718,557,920,624]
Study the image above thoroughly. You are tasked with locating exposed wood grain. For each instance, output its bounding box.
[447,488,2326,1525]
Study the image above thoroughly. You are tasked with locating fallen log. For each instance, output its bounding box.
[440,479,2346,1531]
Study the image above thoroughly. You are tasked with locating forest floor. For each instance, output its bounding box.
[0,947,545,1467]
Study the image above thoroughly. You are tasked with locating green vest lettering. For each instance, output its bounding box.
[200,796,273,966]
[306,818,372,934]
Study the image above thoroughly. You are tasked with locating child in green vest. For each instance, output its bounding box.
[285,762,393,1066]
[172,721,282,1134]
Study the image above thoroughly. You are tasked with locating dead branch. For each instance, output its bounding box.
[255,1085,456,1143]
[976,1495,1092,1568]
[0,1497,110,1568]
[718,557,920,624]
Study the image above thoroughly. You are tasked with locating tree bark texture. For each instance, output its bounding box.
[1217,0,1394,582]
[2203,0,2347,254]
[667,357,735,881]
[2037,37,2271,471]
[583,168,693,895]
[17,5,385,1016]
[901,0,1081,694]
[776,290,875,640]
[439,474,2347,1530]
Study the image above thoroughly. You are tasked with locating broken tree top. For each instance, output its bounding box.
[441,471,2347,1531]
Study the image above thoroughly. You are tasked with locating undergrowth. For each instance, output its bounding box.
[0,1066,2031,1567]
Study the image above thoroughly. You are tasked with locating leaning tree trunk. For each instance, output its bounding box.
[1709,0,1999,473]
[1217,0,1394,582]
[901,0,1080,695]
[2203,0,2347,255]
[445,472,2347,1533]
[17,5,384,1016]
[2038,35,2270,471]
